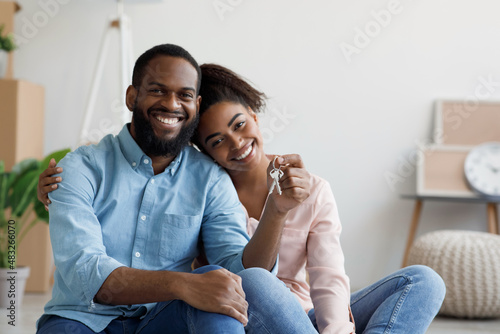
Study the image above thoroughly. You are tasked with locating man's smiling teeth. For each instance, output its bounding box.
[235,145,253,161]
[155,115,180,125]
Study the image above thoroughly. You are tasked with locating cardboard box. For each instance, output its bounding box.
[0,79,45,170]
[0,1,21,79]
[0,79,49,292]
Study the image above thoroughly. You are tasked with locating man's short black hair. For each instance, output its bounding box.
[131,44,202,94]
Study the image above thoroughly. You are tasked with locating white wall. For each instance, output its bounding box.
[11,0,500,290]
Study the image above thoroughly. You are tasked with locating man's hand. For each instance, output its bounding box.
[179,268,248,325]
[37,158,63,210]
[95,267,248,325]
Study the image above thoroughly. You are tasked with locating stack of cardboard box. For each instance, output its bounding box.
[0,1,52,293]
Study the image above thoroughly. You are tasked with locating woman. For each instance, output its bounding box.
[38,63,445,333]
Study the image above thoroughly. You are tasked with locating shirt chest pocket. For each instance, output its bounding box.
[159,214,201,262]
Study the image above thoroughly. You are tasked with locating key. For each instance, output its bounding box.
[269,180,275,195]
[269,169,284,195]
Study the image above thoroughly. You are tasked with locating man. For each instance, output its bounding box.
[36,44,317,333]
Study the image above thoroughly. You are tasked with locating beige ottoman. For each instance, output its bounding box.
[408,230,500,318]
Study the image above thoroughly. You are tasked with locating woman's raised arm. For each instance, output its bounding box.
[37,158,63,209]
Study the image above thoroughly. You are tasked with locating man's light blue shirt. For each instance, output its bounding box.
[40,125,254,332]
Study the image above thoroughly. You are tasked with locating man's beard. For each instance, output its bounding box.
[132,105,199,157]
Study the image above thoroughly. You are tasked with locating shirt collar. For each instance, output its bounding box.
[117,124,184,176]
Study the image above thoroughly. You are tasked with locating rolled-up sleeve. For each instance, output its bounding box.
[48,148,125,305]
[307,181,354,334]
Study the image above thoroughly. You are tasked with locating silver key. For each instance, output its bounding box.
[269,169,284,195]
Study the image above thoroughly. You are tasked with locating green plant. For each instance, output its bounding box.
[0,148,70,268]
[0,24,16,52]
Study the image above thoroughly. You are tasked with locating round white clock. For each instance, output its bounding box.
[464,142,500,198]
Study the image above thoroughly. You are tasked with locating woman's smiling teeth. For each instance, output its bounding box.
[235,144,253,161]
[155,115,180,125]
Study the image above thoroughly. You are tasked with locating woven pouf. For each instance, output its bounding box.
[408,230,500,318]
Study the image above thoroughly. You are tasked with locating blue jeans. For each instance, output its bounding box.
[37,265,317,334]
[308,265,446,334]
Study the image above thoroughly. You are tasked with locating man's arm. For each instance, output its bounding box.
[50,148,248,324]
[49,149,125,307]
[95,267,248,325]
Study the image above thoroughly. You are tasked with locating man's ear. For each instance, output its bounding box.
[196,95,202,113]
[126,85,137,111]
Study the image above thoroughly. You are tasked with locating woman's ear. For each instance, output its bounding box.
[125,85,137,111]
[247,107,259,124]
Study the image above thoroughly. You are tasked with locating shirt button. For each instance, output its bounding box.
[143,159,149,164]
[141,215,146,221]
[132,162,137,167]
[135,252,141,258]
[151,179,155,184]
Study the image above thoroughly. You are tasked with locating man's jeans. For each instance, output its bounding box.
[36,265,317,333]
[308,265,446,334]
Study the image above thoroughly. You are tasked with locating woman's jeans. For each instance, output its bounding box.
[308,265,446,334]
[36,265,317,334]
